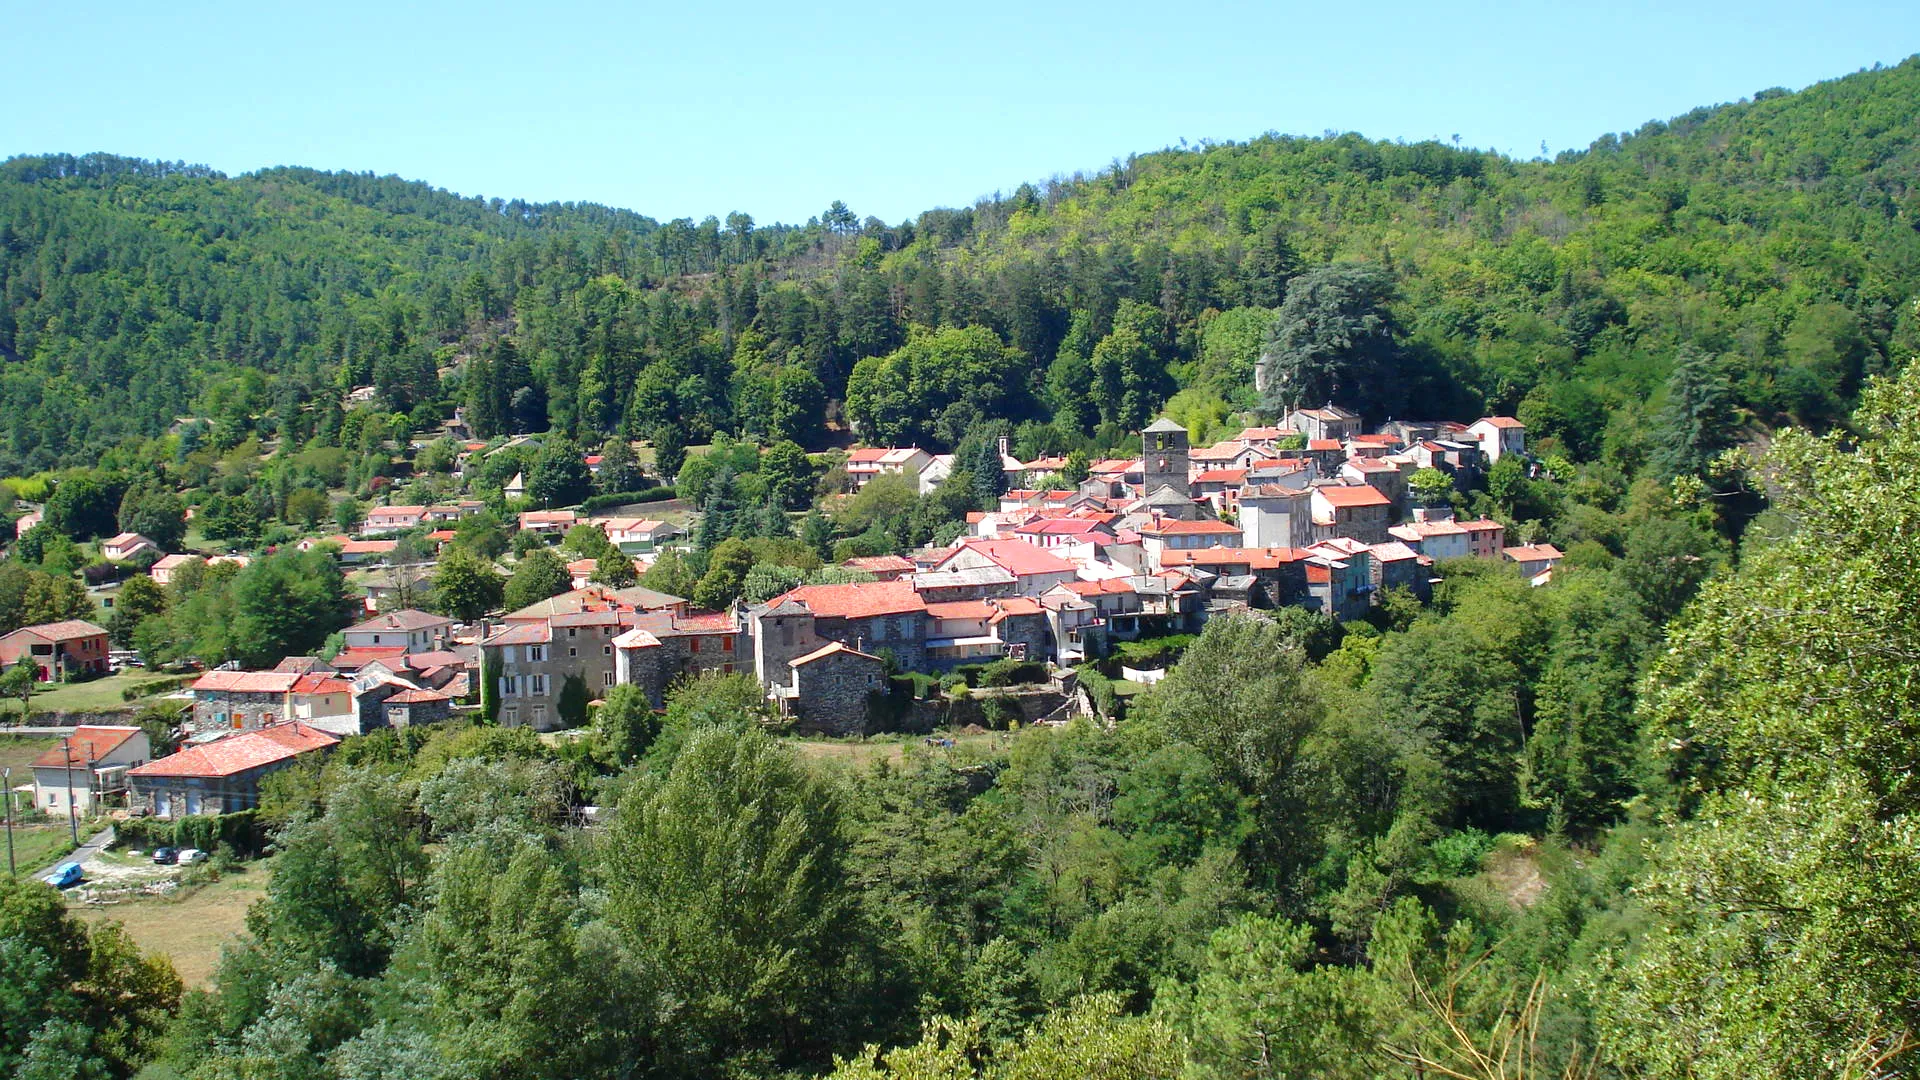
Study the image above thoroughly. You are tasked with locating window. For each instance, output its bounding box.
[503,706,519,725]
[690,637,700,653]
[603,671,616,688]
[722,635,734,652]
[528,645,546,662]
[530,674,548,696]
[603,645,612,655]
[531,705,547,726]
[568,647,577,657]
[568,627,577,638]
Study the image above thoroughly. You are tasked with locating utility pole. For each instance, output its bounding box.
[62,736,78,846]
[3,767,14,877]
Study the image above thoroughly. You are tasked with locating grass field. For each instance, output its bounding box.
[73,858,272,987]
[4,821,89,875]
[789,730,1010,769]
[0,671,181,718]
[0,733,58,774]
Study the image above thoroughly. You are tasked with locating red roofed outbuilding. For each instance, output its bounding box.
[128,722,341,818]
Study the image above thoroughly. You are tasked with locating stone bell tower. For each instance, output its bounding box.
[1141,417,1189,496]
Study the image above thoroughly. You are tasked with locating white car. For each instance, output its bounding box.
[175,848,208,865]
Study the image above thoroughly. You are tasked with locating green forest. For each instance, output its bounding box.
[2,54,1920,1080]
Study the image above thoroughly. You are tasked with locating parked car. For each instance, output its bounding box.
[176,848,207,865]
[151,847,178,865]
[43,862,82,889]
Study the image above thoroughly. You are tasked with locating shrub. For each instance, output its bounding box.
[979,659,1046,687]
[581,488,677,514]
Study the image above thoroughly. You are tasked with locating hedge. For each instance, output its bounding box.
[580,488,678,514]
[113,810,268,858]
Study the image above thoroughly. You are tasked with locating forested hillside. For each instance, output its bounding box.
[3,57,1918,475]
[4,54,1920,1080]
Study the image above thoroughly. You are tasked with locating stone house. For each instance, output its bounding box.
[31,726,150,816]
[1308,484,1392,544]
[758,580,931,670]
[1340,457,1409,512]
[383,688,453,728]
[128,722,341,818]
[772,642,887,736]
[187,670,301,733]
[1369,540,1433,602]
[1285,405,1363,443]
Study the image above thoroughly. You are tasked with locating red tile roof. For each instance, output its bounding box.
[290,673,353,695]
[1503,544,1565,563]
[1191,469,1249,484]
[31,726,141,769]
[328,646,410,669]
[129,723,340,779]
[939,539,1077,577]
[1307,439,1344,451]
[1477,416,1525,429]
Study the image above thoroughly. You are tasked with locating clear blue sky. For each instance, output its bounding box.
[5,1,1915,225]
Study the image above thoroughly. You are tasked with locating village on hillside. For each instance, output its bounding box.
[3,404,1555,819]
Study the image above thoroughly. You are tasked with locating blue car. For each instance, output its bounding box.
[43,862,82,889]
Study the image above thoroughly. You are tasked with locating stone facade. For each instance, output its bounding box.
[781,643,886,736]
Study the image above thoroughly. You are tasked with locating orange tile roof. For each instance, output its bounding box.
[31,726,141,769]
[1063,578,1138,596]
[129,723,340,779]
[1160,546,1311,570]
[1307,439,1344,451]
[791,640,883,666]
[384,688,450,704]
[1477,416,1525,429]
[3,619,108,643]
[770,581,926,620]
[1503,544,1565,562]
[191,670,300,694]
[841,555,917,573]
[1191,469,1249,484]
[1313,485,1392,508]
